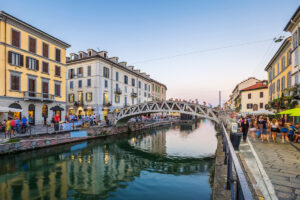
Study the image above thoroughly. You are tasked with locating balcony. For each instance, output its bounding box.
[103,102,112,107]
[131,92,138,98]
[114,88,122,95]
[23,92,55,102]
[74,101,84,107]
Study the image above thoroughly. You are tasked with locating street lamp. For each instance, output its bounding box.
[273,36,285,43]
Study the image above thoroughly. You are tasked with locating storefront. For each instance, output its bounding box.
[28,104,35,125]
[8,103,22,119]
[50,105,64,121]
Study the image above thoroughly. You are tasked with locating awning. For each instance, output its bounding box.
[50,105,64,111]
[0,106,23,113]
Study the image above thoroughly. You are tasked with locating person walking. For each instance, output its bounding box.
[54,114,60,131]
[280,121,289,143]
[270,119,279,143]
[5,118,12,138]
[10,118,16,137]
[15,117,20,134]
[21,115,28,134]
[249,119,257,140]
[241,117,249,142]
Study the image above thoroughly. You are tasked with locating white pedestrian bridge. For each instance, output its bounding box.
[114,100,220,125]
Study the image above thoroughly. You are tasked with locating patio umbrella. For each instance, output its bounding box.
[278,108,300,115]
[249,110,275,115]
[289,109,300,116]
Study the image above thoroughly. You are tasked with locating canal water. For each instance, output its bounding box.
[0,120,218,200]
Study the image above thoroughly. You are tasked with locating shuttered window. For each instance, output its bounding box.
[42,81,49,98]
[55,48,61,62]
[55,83,61,96]
[11,75,20,91]
[55,66,61,77]
[42,62,49,73]
[43,43,49,58]
[29,37,36,53]
[26,57,39,71]
[11,29,20,48]
[8,51,23,67]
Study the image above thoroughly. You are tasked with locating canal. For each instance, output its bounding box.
[0,119,218,200]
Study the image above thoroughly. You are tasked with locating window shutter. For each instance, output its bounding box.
[8,51,12,64]
[298,27,300,45]
[36,60,39,71]
[26,57,29,68]
[85,93,87,101]
[20,55,24,66]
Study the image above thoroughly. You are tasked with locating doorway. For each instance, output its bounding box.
[28,104,35,125]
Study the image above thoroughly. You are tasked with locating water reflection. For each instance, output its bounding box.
[0,120,217,200]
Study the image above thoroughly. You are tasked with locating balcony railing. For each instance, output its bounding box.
[114,88,122,95]
[23,91,55,102]
[74,101,84,107]
[103,102,112,107]
[131,92,138,98]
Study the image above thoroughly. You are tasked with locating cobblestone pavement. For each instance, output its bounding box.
[249,137,300,200]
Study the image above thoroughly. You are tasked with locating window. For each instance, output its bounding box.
[87,79,91,87]
[277,79,280,92]
[26,57,39,70]
[281,56,285,71]
[69,69,75,79]
[296,73,299,85]
[103,67,109,78]
[269,87,272,98]
[87,66,91,76]
[10,74,20,91]
[115,95,120,103]
[11,29,20,48]
[55,66,61,77]
[70,81,73,89]
[132,78,135,86]
[144,92,146,97]
[55,83,61,97]
[138,81,141,88]
[132,98,134,105]
[8,51,23,67]
[124,86,127,93]
[42,43,49,58]
[124,96,127,106]
[86,92,92,101]
[78,80,82,88]
[77,67,83,77]
[272,67,275,79]
[287,49,292,66]
[268,70,272,82]
[295,49,299,67]
[78,91,83,103]
[260,103,263,109]
[42,81,49,98]
[272,83,275,94]
[277,63,279,74]
[287,72,291,88]
[116,83,119,89]
[144,84,147,90]
[28,37,36,53]
[88,51,92,56]
[105,80,108,88]
[124,75,128,84]
[55,48,61,62]
[116,72,119,81]
[69,93,74,103]
[260,92,263,98]
[28,78,36,96]
[248,93,251,99]
[247,104,253,109]
[292,30,298,50]
[42,62,49,74]
[281,76,285,90]
[148,85,150,91]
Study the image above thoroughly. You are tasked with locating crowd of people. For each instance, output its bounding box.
[238,115,299,143]
[0,116,28,138]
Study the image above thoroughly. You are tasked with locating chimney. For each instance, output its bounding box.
[70,53,79,60]
[109,57,119,63]
[98,51,108,58]
[78,51,87,59]
[134,69,140,74]
[119,61,127,67]
[145,74,150,78]
[128,65,134,70]
[140,72,146,77]
[87,49,97,57]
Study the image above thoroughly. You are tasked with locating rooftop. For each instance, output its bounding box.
[241,81,268,91]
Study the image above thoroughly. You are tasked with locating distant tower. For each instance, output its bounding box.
[219,91,221,108]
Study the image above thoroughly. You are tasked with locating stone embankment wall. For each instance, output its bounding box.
[0,120,179,156]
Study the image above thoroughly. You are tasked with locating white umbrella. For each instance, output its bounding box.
[248,110,275,115]
[0,106,23,113]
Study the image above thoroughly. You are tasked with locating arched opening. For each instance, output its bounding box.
[28,104,35,125]
[42,105,48,125]
[50,105,64,121]
[8,103,22,119]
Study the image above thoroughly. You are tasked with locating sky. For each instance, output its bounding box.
[1,0,299,105]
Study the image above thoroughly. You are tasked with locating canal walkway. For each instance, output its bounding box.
[239,137,300,200]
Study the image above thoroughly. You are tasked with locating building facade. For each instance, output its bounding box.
[240,81,268,113]
[284,6,300,86]
[66,49,167,120]
[0,11,70,124]
[230,77,260,111]
[151,81,167,101]
[265,37,292,102]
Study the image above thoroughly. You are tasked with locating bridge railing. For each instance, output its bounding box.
[221,123,253,200]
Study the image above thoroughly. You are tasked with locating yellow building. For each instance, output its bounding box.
[265,37,292,102]
[0,11,70,124]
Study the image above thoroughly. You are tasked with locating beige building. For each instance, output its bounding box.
[151,81,167,101]
[229,77,260,111]
[240,80,268,113]
[284,6,300,86]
